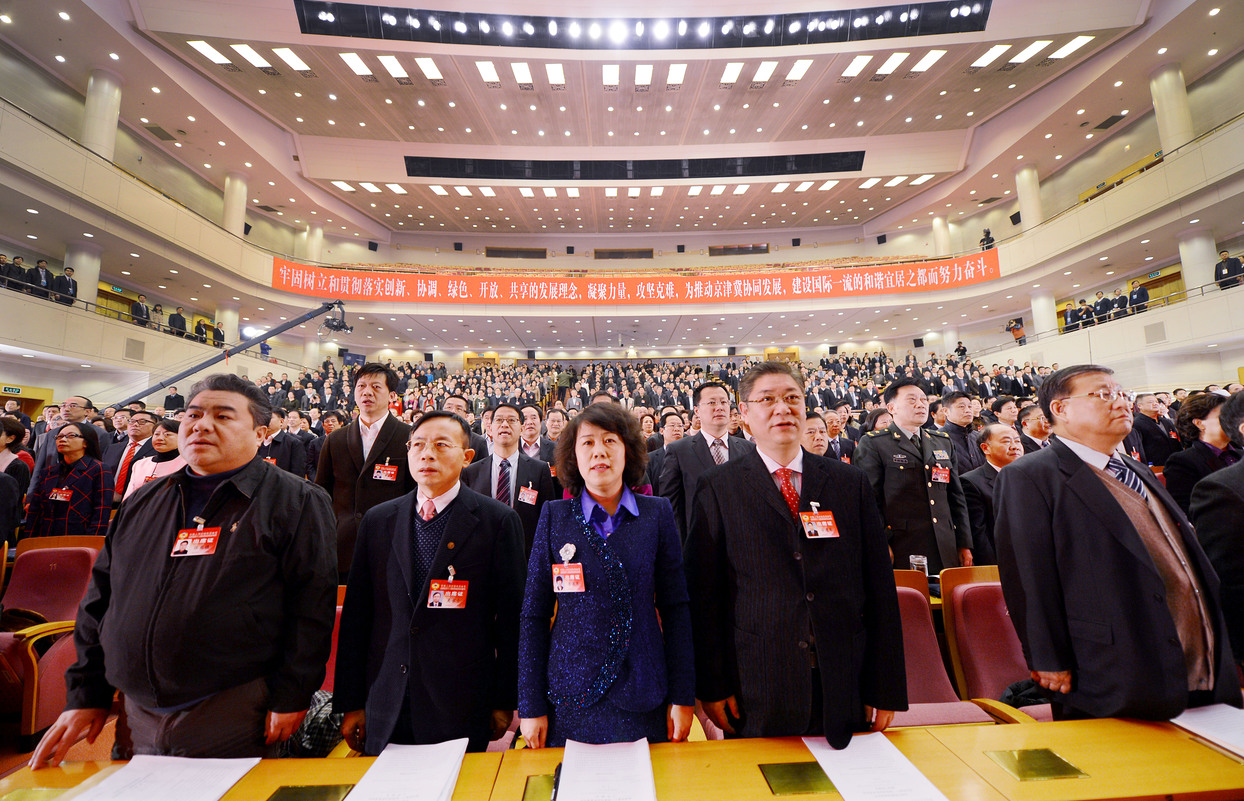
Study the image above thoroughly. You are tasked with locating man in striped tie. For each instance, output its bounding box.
[995,365,1241,721]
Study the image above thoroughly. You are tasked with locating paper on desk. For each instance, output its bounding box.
[803,733,950,801]
[67,755,259,801]
[1173,703,1244,758]
[347,739,469,801]
[556,738,657,801]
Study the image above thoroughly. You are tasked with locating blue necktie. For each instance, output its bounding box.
[497,457,511,506]
[1106,457,1148,500]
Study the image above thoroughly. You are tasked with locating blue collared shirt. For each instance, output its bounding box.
[580,485,639,539]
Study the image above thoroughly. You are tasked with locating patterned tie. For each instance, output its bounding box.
[497,457,512,506]
[711,438,727,465]
[775,468,800,519]
[116,442,139,493]
[420,499,437,521]
[1106,457,1149,500]
[830,439,840,458]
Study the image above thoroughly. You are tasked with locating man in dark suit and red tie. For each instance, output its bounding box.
[685,361,906,748]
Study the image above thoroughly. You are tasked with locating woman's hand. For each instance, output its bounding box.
[520,716,548,749]
[667,704,694,742]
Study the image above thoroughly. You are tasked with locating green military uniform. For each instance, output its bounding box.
[854,423,972,575]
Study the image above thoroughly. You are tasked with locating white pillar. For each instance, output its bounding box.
[941,327,958,356]
[81,68,123,161]
[931,216,950,258]
[1030,289,1057,336]
[1015,165,1043,230]
[223,171,249,237]
[63,241,102,307]
[302,338,322,369]
[1178,228,1218,292]
[306,223,324,263]
[214,301,240,345]
[1149,63,1195,153]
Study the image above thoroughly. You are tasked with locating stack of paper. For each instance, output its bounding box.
[556,739,657,801]
[803,733,950,801]
[1173,703,1244,758]
[70,756,260,801]
[347,739,469,801]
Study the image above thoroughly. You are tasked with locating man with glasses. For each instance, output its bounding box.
[659,381,755,543]
[685,361,906,747]
[28,396,94,496]
[995,365,1241,720]
[104,410,158,502]
[1018,404,1051,453]
[441,395,489,464]
[856,377,973,577]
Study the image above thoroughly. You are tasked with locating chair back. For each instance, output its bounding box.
[31,633,76,733]
[946,581,1029,700]
[16,536,105,558]
[893,569,931,605]
[939,565,999,697]
[895,586,959,703]
[2,548,98,622]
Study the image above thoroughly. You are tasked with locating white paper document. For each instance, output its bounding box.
[803,733,950,801]
[68,755,259,801]
[556,738,657,801]
[348,738,469,801]
[1173,703,1244,758]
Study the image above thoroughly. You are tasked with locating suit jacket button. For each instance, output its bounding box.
[932,517,938,524]
[400,664,409,674]
[805,592,815,602]
[798,640,809,649]
[1168,637,1179,646]
[355,512,363,519]
[793,552,802,561]
[447,542,455,549]
[1154,593,1164,602]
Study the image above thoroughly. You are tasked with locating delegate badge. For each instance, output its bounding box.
[373,458,399,481]
[172,517,221,557]
[553,563,586,592]
[800,503,839,539]
[931,465,951,483]
[428,566,468,608]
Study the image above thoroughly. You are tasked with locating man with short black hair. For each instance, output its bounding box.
[939,391,983,472]
[1134,392,1181,466]
[259,409,308,477]
[104,410,159,500]
[961,423,1024,566]
[1215,249,1242,290]
[1093,291,1112,324]
[52,266,77,306]
[167,307,188,338]
[26,259,54,299]
[442,395,489,463]
[1129,280,1150,313]
[131,294,151,327]
[162,386,185,412]
[518,404,554,462]
[1018,404,1051,452]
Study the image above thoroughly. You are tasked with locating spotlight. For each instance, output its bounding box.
[453,20,467,33]
[608,20,627,43]
[789,20,801,33]
[523,21,534,35]
[549,20,558,35]
[697,20,710,37]
[588,22,601,39]
[677,19,687,36]
[501,20,513,35]
[428,16,440,30]
[763,18,774,34]
[654,20,669,38]
[721,20,734,35]
[406,15,420,27]
[479,19,490,33]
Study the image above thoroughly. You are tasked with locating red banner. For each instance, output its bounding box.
[272,249,999,305]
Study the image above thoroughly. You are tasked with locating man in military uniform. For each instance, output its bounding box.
[855,376,973,576]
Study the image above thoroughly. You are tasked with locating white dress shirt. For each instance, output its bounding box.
[358,415,385,461]
[756,447,804,495]
[489,450,520,505]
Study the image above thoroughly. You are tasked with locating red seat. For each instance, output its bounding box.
[2,547,99,623]
[320,606,343,694]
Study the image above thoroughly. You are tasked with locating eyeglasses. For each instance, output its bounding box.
[492,416,520,426]
[698,400,731,409]
[54,433,83,441]
[408,440,463,454]
[746,394,805,409]
[1064,388,1136,404]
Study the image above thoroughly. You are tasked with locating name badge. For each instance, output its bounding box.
[172,527,221,557]
[1131,450,1141,460]
[549,464,557,478]
[800,510,839,539]
[841,456,851,465]
[145,475,158,483]
[373,462,399,481]
[933,449,950,461]
[428,579,468,608]
[518,485,538,505]
[553,563,586,592]
[48,487,73,502]
[932,465,951,483]
[263,457,277,465]
[1169,430,1179,440]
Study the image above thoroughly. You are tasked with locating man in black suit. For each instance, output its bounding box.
[996,365,1241,720]
[822,404,855,463]
[1017,403,1051,453]
[659,381,755,542]
[1129,280,1149,313]
[167,306,188,338]
[1215,249,1242,290]
[212,321,225,347]
[103,410,158,500]
[961,424,1024,566]
[1092,291,1112,324]
[259,409,307,477]
[686,361,906,747]
[644,411,684,490]
[1111,289,1129,320]
[52,266,77,306]
[518,404,555,462]
[315,364,417,578]
[462,403,557,555]
[162,386,185,412]
[1133,393,1181,466]
[334,411,524,754]
[441,395,489,464]
[25,259,54,299]
[130,294,151,327]
[939,391,983,472]
[305,410,342,484]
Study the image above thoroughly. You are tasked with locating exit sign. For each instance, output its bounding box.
[2,386,20,395]
[1147,271,1161,279]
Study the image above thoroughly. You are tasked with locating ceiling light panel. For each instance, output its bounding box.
[859,178,881,189]
[414,57,443,81]
[634,64,653,86]
[841,55,872,77]
[602,64,620,87]
[230,44,272,68]
[359,182,381,192]
[339,52,372,75]
[545,63,566,86]
[1010,40,1052,63]
[385,184,407,194]
[476,60,501,84]
[910,50,946,72]
[971,44,1011,68]
[876,52,909,75]
[666,63,687,85]
[1049,36,1094,59]
[752,61,778,84]
[376,55,408,78]
[785,59,813,82]
[272,47,310,71]
[910,174,935,185]
[511,62,534,86]
[187,40,231,65]
[720,62,744,85]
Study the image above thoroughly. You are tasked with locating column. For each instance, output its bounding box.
[81,69,123,161]
[1030,289,1057,335]
[302,337,322,369]
[931,216,950,258]
[1015,165,1043,230]
[1178,228,1218,292]
[63,241,102,307]
[214,301,240,345]
[941,327,958,355]
[1149,63,1195,153]
[306,223,324,263]
[223,171,249,237]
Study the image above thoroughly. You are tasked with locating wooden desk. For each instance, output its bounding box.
[0,753,502,801]
[928,719,1244,801]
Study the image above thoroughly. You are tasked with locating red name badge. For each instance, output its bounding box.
[171,527,221,557]
[144,475,157,483]
[1131,450,1141,460]
[842,456,851,465]
[518,485,538,505]
[263,457,277,465]
[549,464,557,478]
[48,487,73,502]
[553,563,586,592]
[1169,430,1180,440]
[373,463,399,481]
[428,579,468,608]
[800,511,840,538]
[931,465,951,483]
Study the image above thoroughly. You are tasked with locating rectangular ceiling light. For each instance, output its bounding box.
[339,53,372,76]
[430,185,449,195]
[818,180,839,190]
[650,186,664,197]
[1010,40,1053,63]
[385,183,408,194]
[972,45,1012,68]
[359,182,382,193]
[455,186,473,196]
[795,181,814,192]
[331,181,355,192]
[884,176,908,187]
[635,64,653,86]
[271,47,309,71]
[720,62,744,84]
[628,187,641,197]
[565,187,580,198]
[479,187,496,197]
[771,182,790,193]
[546,63,566,85]
[230,44,272,68]
[519,187,535,197]
[605,187,618,197]
[511,62,534,84]
[476,61,501,83]
[710,185,727,195]
[785,59,813,82]
[688,186,703,196]
[910,174,935,185]
[859,178,881,189]
[377,55,408,78]
[910,50,947,72]
[542,187,558,197]
[733,184,749,195]
[876,52,909,75]
[602,64,620,87]
[666,63,687,85]
[753,61,778,83]
[842,55,873,78]
[414,57,443,80]
[1049,35,1095,59]
[187,41,231,65]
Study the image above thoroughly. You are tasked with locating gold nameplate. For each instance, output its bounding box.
[986,748,1088,781]
[759,762,837,795]
[522,773,557,801]
[264,785,355,801]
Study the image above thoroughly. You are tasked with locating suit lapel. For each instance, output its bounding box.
[799,454,829,512]
[741,450,798,523]
[690,434,717,473]
[364,416,398,473]
[346,420,365,475]
[1055,443,1159,573]
[390,493,415,595]
[471,455,495,496]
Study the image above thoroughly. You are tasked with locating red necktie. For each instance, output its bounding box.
[775,468,800,519]
[116,442,139,492]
